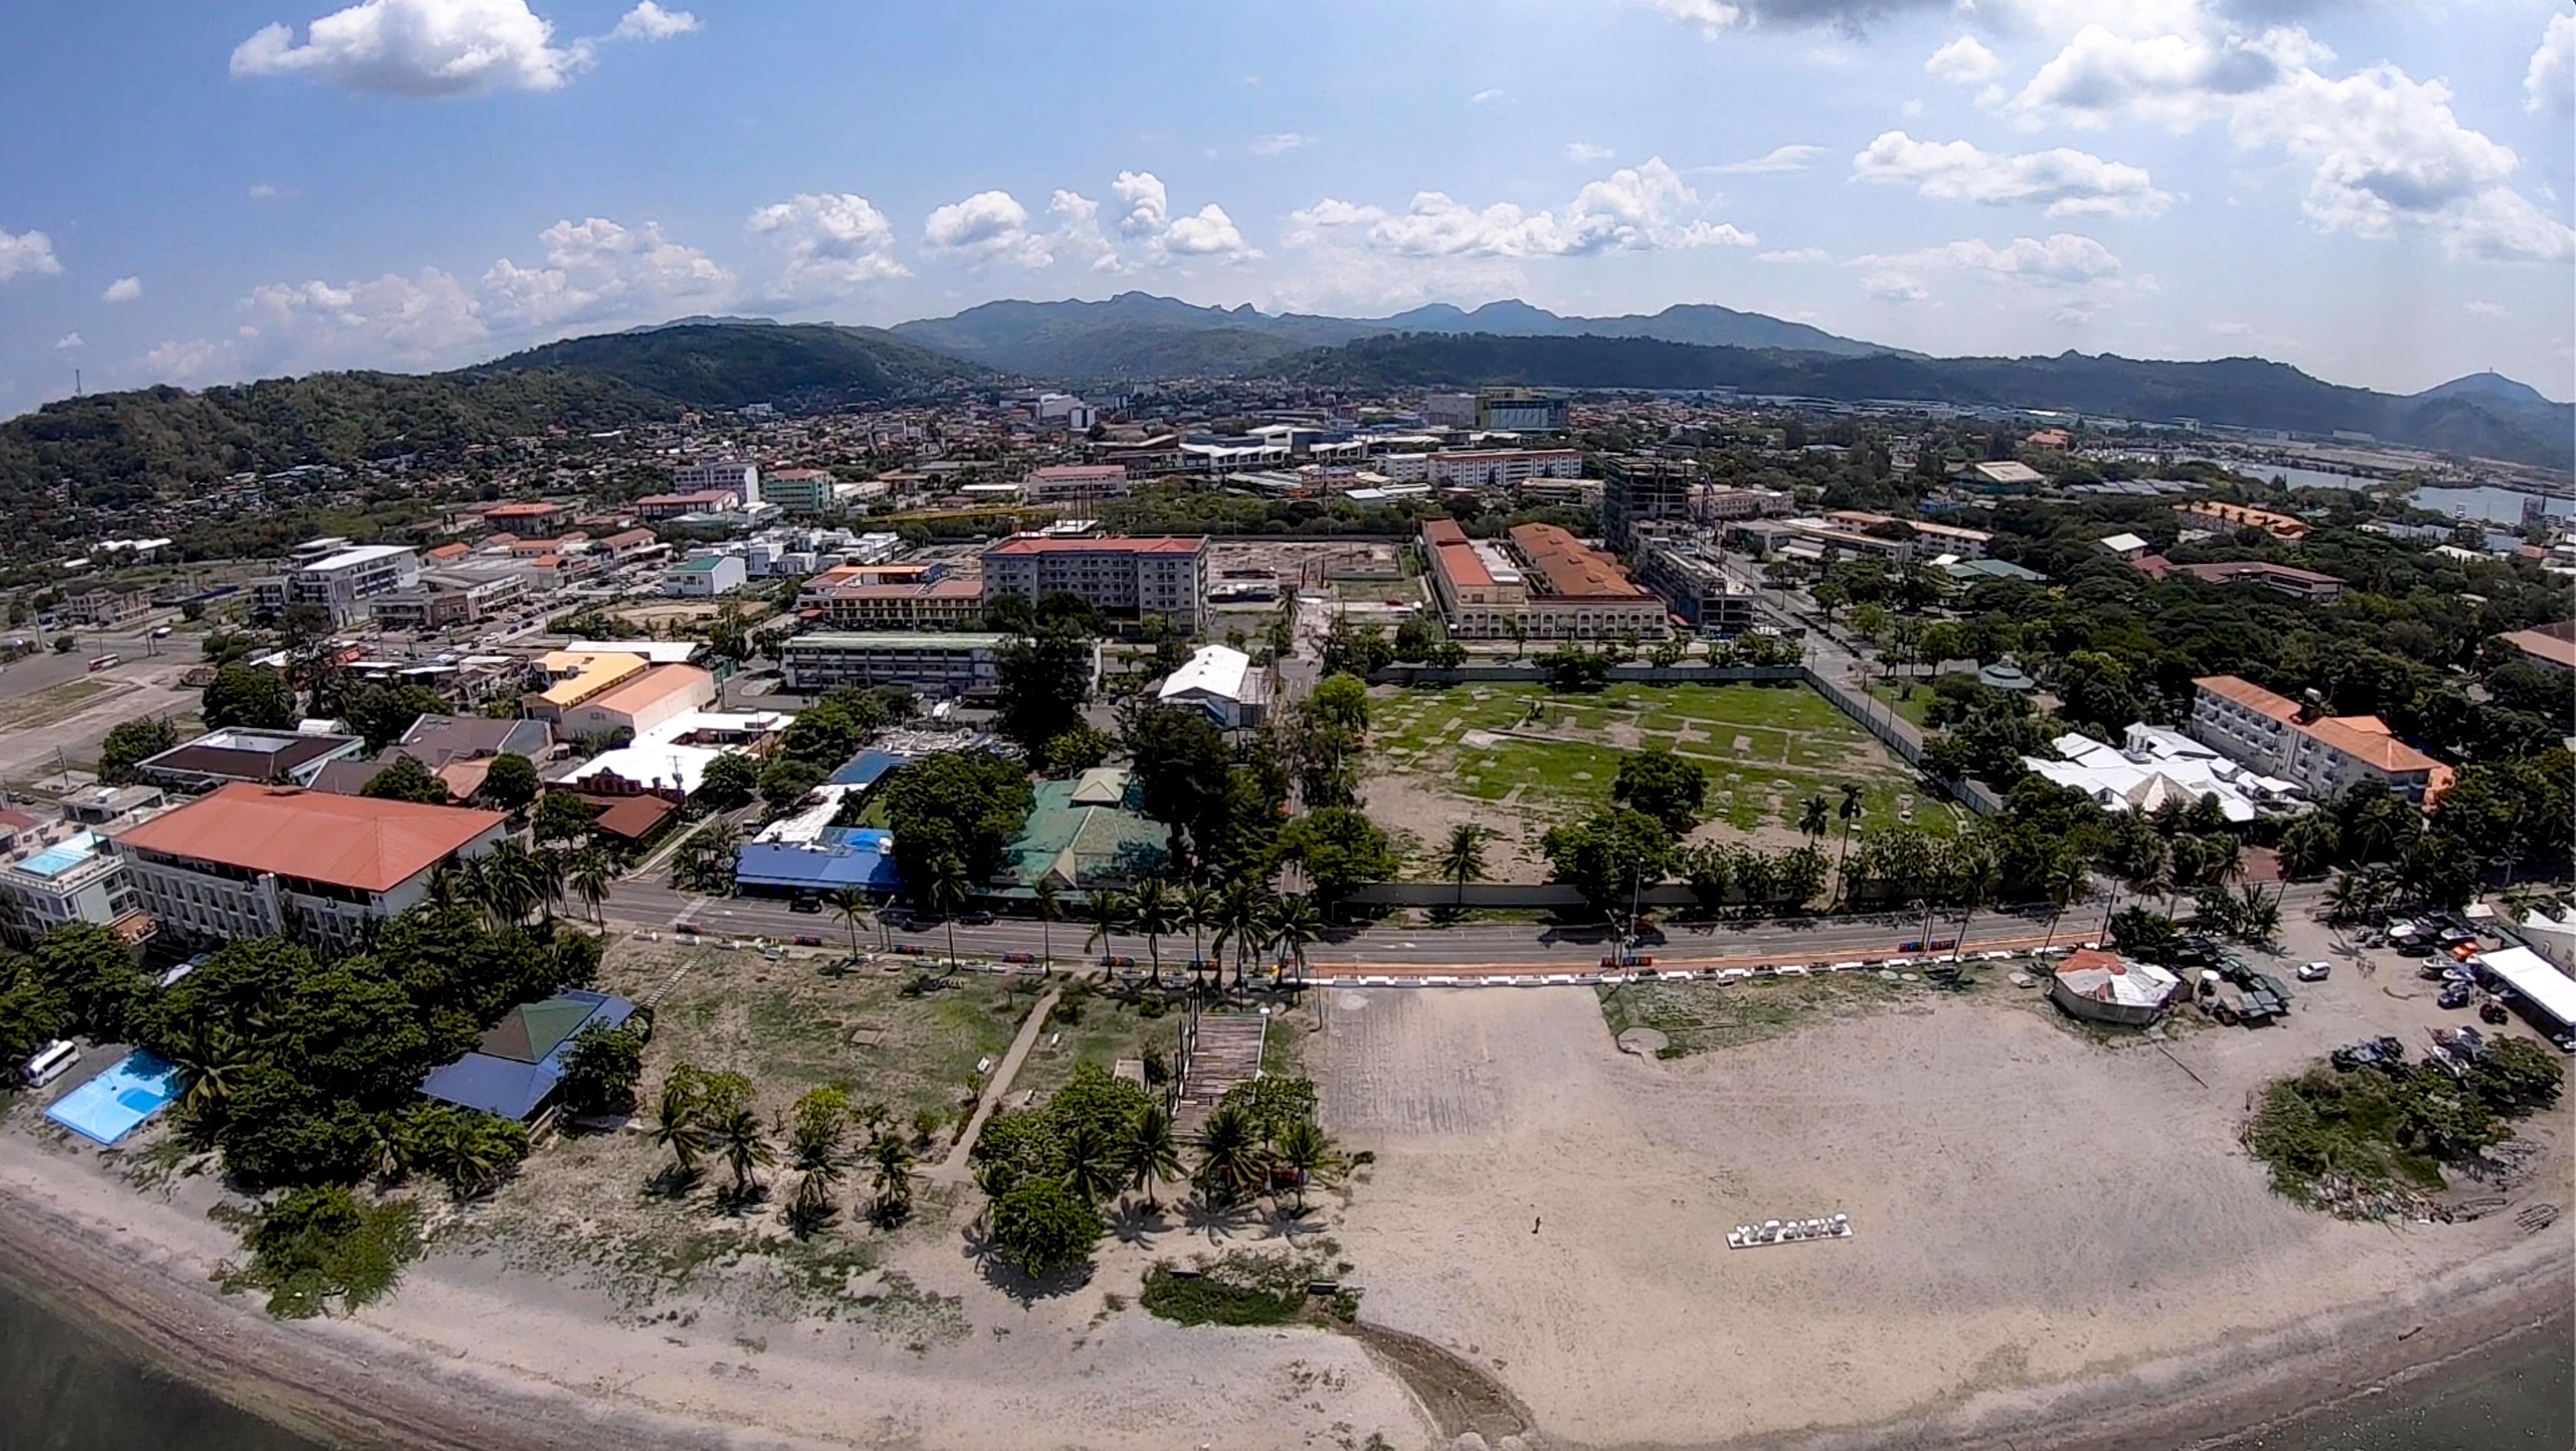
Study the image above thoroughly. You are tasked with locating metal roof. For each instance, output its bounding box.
[115,784,506,893]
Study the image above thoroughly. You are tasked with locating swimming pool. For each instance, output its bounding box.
[44,1051,184,1146]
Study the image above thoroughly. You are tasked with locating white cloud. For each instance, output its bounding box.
[608,1,698,42]
[1852,131,2174,218]
[1292,157,1752,260]
[2461,300,2504,318]
[101,276,144,304]
[2526,14,2573,116]
[2009,8,2571,264]
[1112,171,1169,237]
[1758,247,1831,263]
[1849,231,2130,311]
[921,189,1061,270]
[745,193,909,298]
[1163,205,1259,263]
[1047,190,1123,274]
[1469,88,1505,105]
[1566,142,1616,164]
[229,268,491,373]
[54,334,82,351]
[1924,35,2003,85]
[1861,271,1930,302]
[482,215,732,330]
[1711,144,1824,174]
[1250,132,1310,157]
[143,338,228,383]
[0,228,61,283]
[248,182,294,200]
[231,0,591,96]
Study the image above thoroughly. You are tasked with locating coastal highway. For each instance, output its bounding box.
[598,877,2336,977]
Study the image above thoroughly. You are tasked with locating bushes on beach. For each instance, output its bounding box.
[2246,1048,2565,1215]
[215,1185,423,1320]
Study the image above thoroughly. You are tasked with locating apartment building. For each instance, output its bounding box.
[808,576,986,630]
[668,459,760,507]
[980,536,1210,627]
[371,569,526,632]
[633,490,743,520]
[0,825,138,944]
[62,588,151,627]
[251,544,422,626]
[2179,500,2310,540]
[1601,456,1698,552]
[1376,448,1584,489]
[2187,676,2444,804]
[762,469,837,513]
[114,785,509,951]
[1637,542,1758,633]
[1026,464,1131,503]
[2167,559,2348,601]
[1421,519,1669,641]
[1477,389,1569,432]
[780,632,1055,698]
[664,555,749,597]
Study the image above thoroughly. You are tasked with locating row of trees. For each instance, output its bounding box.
[649,1067,922,1232]
[1071,877,1328,988]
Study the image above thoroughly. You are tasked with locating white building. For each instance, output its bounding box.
[781,631,1086,699]
[1376,448,1584,489]
[669,458,760,508]
[254,543,423,626]
[664,554,749,597]
[979,536,1210,627]
[0,826,137,943]
[1156,645,1267,729]
[2023,726,2297,823]
[2188,676,2443,805]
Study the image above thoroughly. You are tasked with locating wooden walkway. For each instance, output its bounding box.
[1175,1012,1267,1134]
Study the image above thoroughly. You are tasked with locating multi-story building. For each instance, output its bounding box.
[252,544,422,626]
[1420,519,1669,641]
[1025,464,1131,504]
[1637,542,1758,634]
[61,588,151,627]
[1376,449,1585,489]
[371,569,527,632]
[668,459,760,508]
[2179,500,2309,540]
[761,469,837,513]
[1423,393,1479,430]
[2167,560,2347,602]
[114,784,510,951]
[633,490,743,521]
[1601,456,1698,553]
[0,825,138,945]
[809,577,986,631]
[780,632,1087,699]
[664,555,749,597]
[1476,389,1568,433]
[979,536,1210,627]
[550,664,717,744]
[2187,676,2443,805]
[136,729,367,794]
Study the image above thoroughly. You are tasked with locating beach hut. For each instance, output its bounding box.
[2048,948,2182,1028]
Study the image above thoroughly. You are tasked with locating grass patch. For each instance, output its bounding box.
[0,679,119,731]
[1597,973,1917,1056]
[214,1187,423,1320]
[1140,1248,1353,1327]
[1864,680,1937,728]
[1014,980,1181,1100]
[2242,1050,2562,1218]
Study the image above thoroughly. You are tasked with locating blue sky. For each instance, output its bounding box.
[2,0,2569,408]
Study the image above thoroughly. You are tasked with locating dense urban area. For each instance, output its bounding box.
[0,327,2568,1451]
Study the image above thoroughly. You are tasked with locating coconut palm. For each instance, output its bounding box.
[1193,1102,1265,1207]
[710,1106,774,1204]
[1061,1118,1122,1205]
[1437,823,1488,913]
[1797,794,1831,846]
[2276,813,2339,881]
[1833,784,1864,903]
[1267,1117,1342,1216]
[1266,893,1325,989]
[1950,845,2004,961]
[440,1114,512,1199]
[1121,1103,1182,1212]
[787,1163,842,1234]
[168,1022,251,1121]
[427,858,473,913]
[1031,878,1061,967]
[867,1131,917,1224]
[828,886,873,959]
[920,853,971,972]
[1084,888,1130,967]
[1178,884,1218,982]
[2039,848,2090,950]
[569,845,616,927]
[651,1079,710,1187]
[2235,883,2283,945]
[1129,877,1180,987]
[1209,878,1270,989]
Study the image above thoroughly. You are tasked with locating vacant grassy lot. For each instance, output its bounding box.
[1595,972,1924,1056]
[0,679,121,732]
[1367,681,1947,851]
[1864,679,1937,728]
[1011,980,1183,1101]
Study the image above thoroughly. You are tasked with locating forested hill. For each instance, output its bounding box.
[0,323,998,542]
[1258,334,2576,470]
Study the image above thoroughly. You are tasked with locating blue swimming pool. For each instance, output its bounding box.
[45,1051,184,1146]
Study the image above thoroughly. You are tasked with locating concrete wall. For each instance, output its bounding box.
[1367,663,1804,687]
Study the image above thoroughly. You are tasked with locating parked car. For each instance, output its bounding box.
[2296,961,2332,982]
[788,896,822,914]
[2438,983,2473,1011]
[956,910,994,926]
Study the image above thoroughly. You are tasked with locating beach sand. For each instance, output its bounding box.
[0,959,2566,1451]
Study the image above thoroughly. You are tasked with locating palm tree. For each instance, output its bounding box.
[828,886,873,960]
[1178,884,1218,983]
[2039,848,2090,950]
[867,1132,917,1224]
[1031,878,1061,967]
[2235,883,2283,945]
[1268,1117,1341,1216]
[788,1163,842,1234]
[427,858,472,914]
[1084,888,1131,968]
[1950,846,2003,961]
[569,845,616,928]
[651,1079,709,1187]
[1437,824,1488,913]
[168,1023,251,1121]
[1193,1102,1264,1207]
[441,1116,510,1199]
[1129,877,1180,987]
[1266,893,1324,990]
[711,1106,774,1204]
[2324,868,2378,925]
[1061,1118,1122,1205]
[921,853,971,972]
[1121,1103,1182,1212]
[1834,784,1864,903]
[1209,879,1270,990]
[1797,794,1831,848]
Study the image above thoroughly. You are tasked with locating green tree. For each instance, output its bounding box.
[920,853,972,970]
[1437,823,1488,911]
[1192,1102,1266,1207]
[828,886,875,958]
[757,757,828,818]
[2107,907,2182,965]
[1031,878,1061,965]
[880,750,1034,892]
[1121,1102,1182,1211]
[480,752,539,812]
[203,665,295,732]
[867,1131,918,1225]
[1038,726,1115,776]
[695,752,761,810]
[1538,807,1676,920]
[531,791,603,848]
[710,1104,774,1204]
[991,1176,1105,1277]
[1273,807,1400,910]
[1084,889,1130,963]
[651,1075,711,1187]
[994,624,1098,755]
[559,1024,646,1115]
[96,716,179,786]
[1265,893,1324,988]
[1127,877,1180,984]
[1610,749,1708,835]
[0,953,69,1064]
[29,923,151,1042]
[360,755,451,804]
[1268,1117,1341,1215]
[1124,704,1233,868]
[342,685,448,754]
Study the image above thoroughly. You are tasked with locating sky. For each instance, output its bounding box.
[1,0,2570,410]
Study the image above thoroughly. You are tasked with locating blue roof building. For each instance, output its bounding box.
[735,833,905,895]
[419,989,637,1121]
[828,749,911,789]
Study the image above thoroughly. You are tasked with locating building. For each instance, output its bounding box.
[1476,389,1568,432]
[1821,510,1992,559]
[1420,519,1668,641]
[1967,460,2047,490]
[761,468,836,513]
[1941,557,2049,586]
[2188,676,2444,804]
[528,651,650,720]
[633,490,744,520]
[2023,726,2295,823]
[136,729,365,793]
[371,569,526,632]
[808,576,986,631]
[1157,645,1268,729]
[2048,948,2183,1028]
[1377,449,1584,489]
[310,715,553,802]
[2498,621,2576,676]
[1423,392,1479,430]
[1635,542,1757,634]
[0,826,138,943]
[480,501,572,532]
[667,458,759,508]
[61,588,151,627]
[781,631,1084,698]
[2467,946,2576,1041]
[1026,464,1130,503]
[552,664,717,743]
[420,990,640,1122]
[980,536,1210,628]
[664,554,749,598]
[114,785,510,949]
[2179,500,2309,540]
[2169,560,2347,602]
[253,544,422,626]
[1601,456,1698,552]
[2097,533,2152,559]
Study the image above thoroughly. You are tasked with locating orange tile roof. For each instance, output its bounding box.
[2195,676,2438,774]
[2194,674,2302,723]
[116,783,506,893]
[579,664,712,719]
[1508,524,1648,599]
[1422,519,1496,589]
[2502,626,2576,670]
[985,535,1205,555]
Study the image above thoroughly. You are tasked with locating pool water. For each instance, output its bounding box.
[44,1052,184,1145]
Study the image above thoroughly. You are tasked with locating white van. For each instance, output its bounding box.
[21,1040,78,1087]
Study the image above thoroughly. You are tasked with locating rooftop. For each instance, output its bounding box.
[115,783,506,892]
[1509,523,1649,599]
[984,535,1207,556]
[578,663,714,720]
[139,729,357,783]
[788,631,1011,650]
[1159,644,1256,704]
[300,543,415,573]
[536,651,649,707]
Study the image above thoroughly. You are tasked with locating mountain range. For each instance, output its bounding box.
[885,291,1889,379]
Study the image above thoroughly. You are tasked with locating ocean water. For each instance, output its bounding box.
[2226,1317,2576,1451]
[2413,483,2574,528]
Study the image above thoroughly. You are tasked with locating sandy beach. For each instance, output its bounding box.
[0,963,2568,1451]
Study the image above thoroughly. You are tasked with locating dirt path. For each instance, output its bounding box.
[929,984,1058,1183]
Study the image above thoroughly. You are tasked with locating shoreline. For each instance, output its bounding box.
[1,1124,2566,1451]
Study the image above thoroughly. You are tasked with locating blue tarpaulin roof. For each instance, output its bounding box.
[735,840,904,892]
[828,749,910,788]
[420,990,636,1121]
